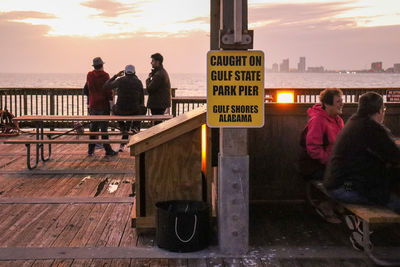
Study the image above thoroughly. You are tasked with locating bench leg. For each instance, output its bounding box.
[41,143,51,162]
[362,220,400,266]
[26,144,38,170]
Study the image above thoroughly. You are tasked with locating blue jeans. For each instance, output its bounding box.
[328,187,400,213]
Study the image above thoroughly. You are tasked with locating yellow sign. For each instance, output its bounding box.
[207,50,264,128]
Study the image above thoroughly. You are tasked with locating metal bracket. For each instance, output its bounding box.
[219,29,253,50]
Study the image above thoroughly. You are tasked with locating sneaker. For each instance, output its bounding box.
[345,215,373,235]
[315,201,342,224]
[349,232,364,251]
[349,231,372,251]
[105,150,118,156]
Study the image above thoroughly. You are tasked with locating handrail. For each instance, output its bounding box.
[1,87,399,119]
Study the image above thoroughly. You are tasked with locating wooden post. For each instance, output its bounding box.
[216,0,251,255]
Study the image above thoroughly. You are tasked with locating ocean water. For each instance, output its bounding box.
[0,72,399,96]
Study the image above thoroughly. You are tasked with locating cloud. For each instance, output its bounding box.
[176,16,208,24]
[81,0,141,18]
[249,1,359,31]
[0,11,56,21]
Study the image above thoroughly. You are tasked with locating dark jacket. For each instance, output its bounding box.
[324,114,400,204]
[146,65,171,109]
[86,70,112,112]
[104,74,144,115]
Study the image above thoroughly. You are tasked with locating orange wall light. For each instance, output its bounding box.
[277,91,294,103]
[201,124,207,173]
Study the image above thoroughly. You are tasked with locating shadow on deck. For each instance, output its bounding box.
[0,134,399,266]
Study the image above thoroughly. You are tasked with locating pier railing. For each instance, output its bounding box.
[0,87,398,119]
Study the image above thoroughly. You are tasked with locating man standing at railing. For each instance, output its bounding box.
[86,57,118,156]
[146,53,171,125]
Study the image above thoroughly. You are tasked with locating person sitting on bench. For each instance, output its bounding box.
[299,88,344,223]
[324,92,400,248]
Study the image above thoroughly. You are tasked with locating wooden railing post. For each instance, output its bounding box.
[50,91,55,115]
[23,93,28,115]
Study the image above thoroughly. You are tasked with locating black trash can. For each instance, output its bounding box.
[156,200,209,252]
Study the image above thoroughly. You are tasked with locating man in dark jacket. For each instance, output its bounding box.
[324,92,400,209]
[146,53,171,125]
[324,92,400,249]
[86,57,117,156]
[104,64,145,151]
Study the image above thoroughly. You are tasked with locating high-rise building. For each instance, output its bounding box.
[371,62,383,72]
[280,59,289,72]
[297,57,306,72]
[307,66,324,73]
[394,64,400,73]
[272,63,279,72]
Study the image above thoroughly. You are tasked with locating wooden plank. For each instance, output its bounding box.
[187,259,207,267]
[110,259,131,267]
[84,204,118,247]
[68,204,109,247]
[0,204,54,245]
[2,170,135,175]
[49,259,74,267]
[27,204,76,247]
[136,216,155,229]
[14,115,172,122]
[51,204,97,247]
[168,259,188,266]
[4,140,129,144]
[0,197,134,204]
[96,204,132,247]
[70,259,92,267]
[28,131,136,135]
[0,260,35,267]
[5,204,67,248]
[128,106,206,155]
[31,260,54,267]
[118,208,138,247]
[89,259,112,266]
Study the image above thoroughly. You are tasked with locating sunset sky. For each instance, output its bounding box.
[0,0,399,73]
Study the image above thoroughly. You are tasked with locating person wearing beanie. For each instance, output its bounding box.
[104,64,145,152]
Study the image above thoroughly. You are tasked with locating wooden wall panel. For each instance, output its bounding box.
[144,128,202,216]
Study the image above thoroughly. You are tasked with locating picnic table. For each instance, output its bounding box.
[5,115,172,169]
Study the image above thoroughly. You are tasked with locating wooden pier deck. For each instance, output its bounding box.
[0,134,398,266]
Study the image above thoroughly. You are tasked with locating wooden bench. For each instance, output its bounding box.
[307,181,400,265]
[3,139,129,170]
[9,115,172,169]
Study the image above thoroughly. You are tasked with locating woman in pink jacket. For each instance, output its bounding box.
[305,88,344,179]
[304,88,344,223]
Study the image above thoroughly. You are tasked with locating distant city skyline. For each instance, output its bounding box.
[269,57,400,73]
[0,0,399,73]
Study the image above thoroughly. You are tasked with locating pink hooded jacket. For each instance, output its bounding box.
[305,104,344,165]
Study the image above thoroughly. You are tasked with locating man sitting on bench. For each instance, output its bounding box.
[324,92,400,249]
